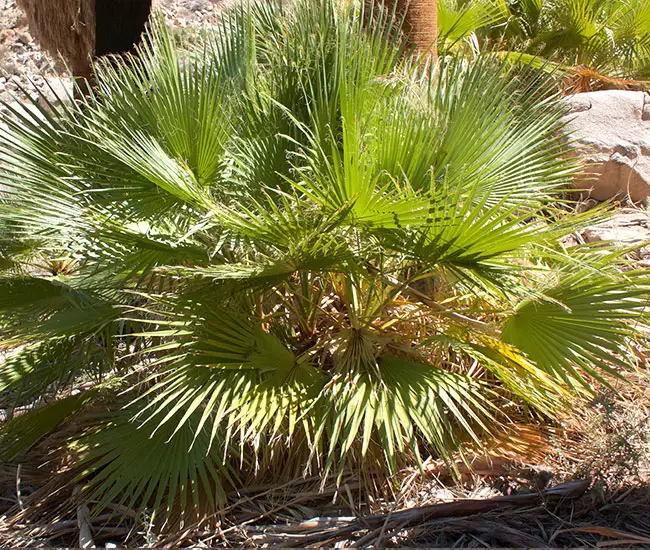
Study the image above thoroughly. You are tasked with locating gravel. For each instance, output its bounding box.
[0,0,221,108]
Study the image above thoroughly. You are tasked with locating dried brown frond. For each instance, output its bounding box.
[563,66,650,94]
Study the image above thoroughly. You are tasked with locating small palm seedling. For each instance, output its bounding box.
[1,0,649,524]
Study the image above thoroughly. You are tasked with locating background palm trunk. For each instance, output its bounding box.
[17,0,152,94]
[381,0,437,58]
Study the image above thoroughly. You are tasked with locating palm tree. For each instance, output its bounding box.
[473,0,650,86]
[16,0,153,92]
[1,0,648,524]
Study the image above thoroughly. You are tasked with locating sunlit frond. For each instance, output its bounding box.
[0,0,648,522]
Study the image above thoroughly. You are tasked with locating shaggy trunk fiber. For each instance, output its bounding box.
[16,0,96,67]
[16,0,152,92]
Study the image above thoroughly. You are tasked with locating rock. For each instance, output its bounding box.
[38,77,74,106]
[558,208,650,267]
[562,90,650,202]
[16,32,31,45]
[580,209,650,245]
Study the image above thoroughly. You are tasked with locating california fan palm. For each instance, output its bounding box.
[488,0,650,82]
[1,0,649,522]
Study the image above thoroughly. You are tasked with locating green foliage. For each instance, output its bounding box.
[0,0,649,519]
[437,0,509,55]
[450,0,650,79]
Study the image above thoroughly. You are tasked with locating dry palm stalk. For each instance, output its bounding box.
[550,526,650,547]
[246,480,589,546]
[566,67,650,93]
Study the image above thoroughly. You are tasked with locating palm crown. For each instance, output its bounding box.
[437,0,650,82]
[490,0,650,79]
[1,0,649,520]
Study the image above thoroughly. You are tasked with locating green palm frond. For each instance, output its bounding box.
[0,390,97,461]
[0,0,649,522]
[470,0,650,79]
[502,258,650,390]
[77,409,236,517]
[0,338,111,407]
[438,0,508,54]
[322,356,498,474]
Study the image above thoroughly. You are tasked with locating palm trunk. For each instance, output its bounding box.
[382,0,438,59]
[17,0,152,96]
[408,0,437,58]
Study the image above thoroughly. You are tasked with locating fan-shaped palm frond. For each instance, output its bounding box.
[1,0,649,521]
[438,0,508,55]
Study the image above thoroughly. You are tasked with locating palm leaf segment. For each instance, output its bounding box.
[0,0,648,516]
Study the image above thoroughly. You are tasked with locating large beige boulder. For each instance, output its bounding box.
[562,90,650,202]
